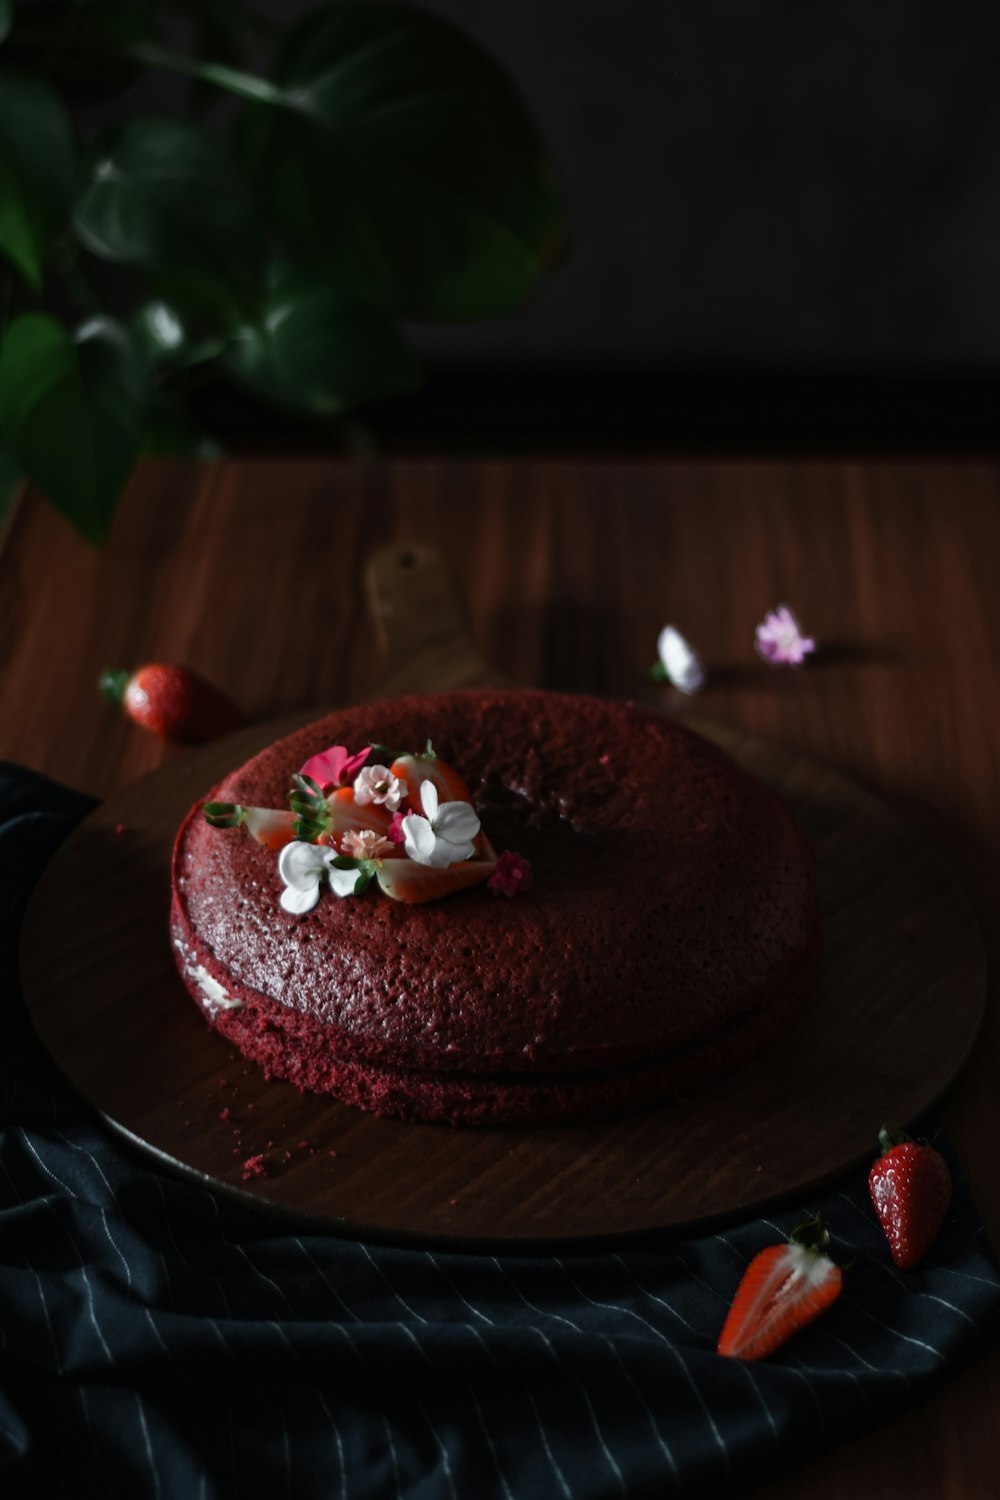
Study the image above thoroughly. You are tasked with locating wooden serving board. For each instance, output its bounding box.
[19,547,987,1248]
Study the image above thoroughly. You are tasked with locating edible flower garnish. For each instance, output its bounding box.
[652,624,706,694]
[402,780,480,868]
[278,841,366,913]
[298,744,371,793]
[755,605,816,667]
[204,736,532,909]
[353,763,406,811]
[488,851,533,898]
[341,828,395,861]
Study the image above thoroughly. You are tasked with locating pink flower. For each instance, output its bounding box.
[354,764,406,812]
[341,828,395,861]
[299,744,371,793]
[387,811,407,845]
[754,605,816,667]
[488,851,532,898]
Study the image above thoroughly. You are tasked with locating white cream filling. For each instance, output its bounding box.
[173,933,245,1014]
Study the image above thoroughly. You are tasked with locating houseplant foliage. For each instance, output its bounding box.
[0,0,565,541]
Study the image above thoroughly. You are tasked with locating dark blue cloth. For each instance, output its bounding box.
[2,763,999,1499]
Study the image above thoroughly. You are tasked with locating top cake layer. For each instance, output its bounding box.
[172,690,818,1078]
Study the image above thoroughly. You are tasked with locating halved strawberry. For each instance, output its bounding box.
[327,787,393,840]
[376,857,495,905]
[243,807,297,850]
[717,1215,842,1360]
[390,752,473,808]
[203,804,296,850]
[476,828,498,861]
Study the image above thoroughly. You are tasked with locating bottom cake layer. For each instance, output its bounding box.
[171,916,818,1127]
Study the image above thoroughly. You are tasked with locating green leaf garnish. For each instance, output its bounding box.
[291,773,325,801]
[288,771,332,841]
[203,802,245,828]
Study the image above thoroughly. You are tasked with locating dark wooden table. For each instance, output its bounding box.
[2,458,998,1498]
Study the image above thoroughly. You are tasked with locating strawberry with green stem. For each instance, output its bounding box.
[868,1126,952,1269]
[100,663,242,742]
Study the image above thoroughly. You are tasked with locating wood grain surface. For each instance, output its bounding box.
[2,459,999,1497]
[18,545,986,1245]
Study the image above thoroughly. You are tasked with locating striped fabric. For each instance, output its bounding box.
[2,766,998,1499]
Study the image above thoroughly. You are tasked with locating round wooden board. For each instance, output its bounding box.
[19,549,987,1249]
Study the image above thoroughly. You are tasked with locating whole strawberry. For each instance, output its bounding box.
[868,1125,952,1268]
[99,664,243,743]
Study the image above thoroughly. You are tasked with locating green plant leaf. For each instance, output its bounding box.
[0,2,13,47]
[243,1,566,320]
[0,68,75,289]
[132,298,227,374]
[74,116,258,273]
[144,264,249,341]
[225,269,418,416]
[0,312,145,543]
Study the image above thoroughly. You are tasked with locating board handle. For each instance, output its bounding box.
[367,545,504,694]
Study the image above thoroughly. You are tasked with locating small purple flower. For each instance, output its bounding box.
[755,605,816,667]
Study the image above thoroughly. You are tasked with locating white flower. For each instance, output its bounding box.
[657,624,705,694]
[353,764,406,811]
[402,781,480,869]
[278,840,362,912]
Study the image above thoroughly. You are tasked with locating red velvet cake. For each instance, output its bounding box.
[170,690,820,1125]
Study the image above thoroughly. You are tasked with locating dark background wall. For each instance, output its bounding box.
[227,2,1000,447]
[409,1,1000,378]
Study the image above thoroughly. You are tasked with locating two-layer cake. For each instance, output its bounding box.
[170,690,819,1125]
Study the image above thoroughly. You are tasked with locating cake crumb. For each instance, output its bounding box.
[328,1149,338,1158]
[219,1107,230,1121]
[449,1198,458,1207]
[242,1154,268,1180]
[114,822,127,835]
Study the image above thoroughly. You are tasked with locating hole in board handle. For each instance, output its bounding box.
[398,551,418,571]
